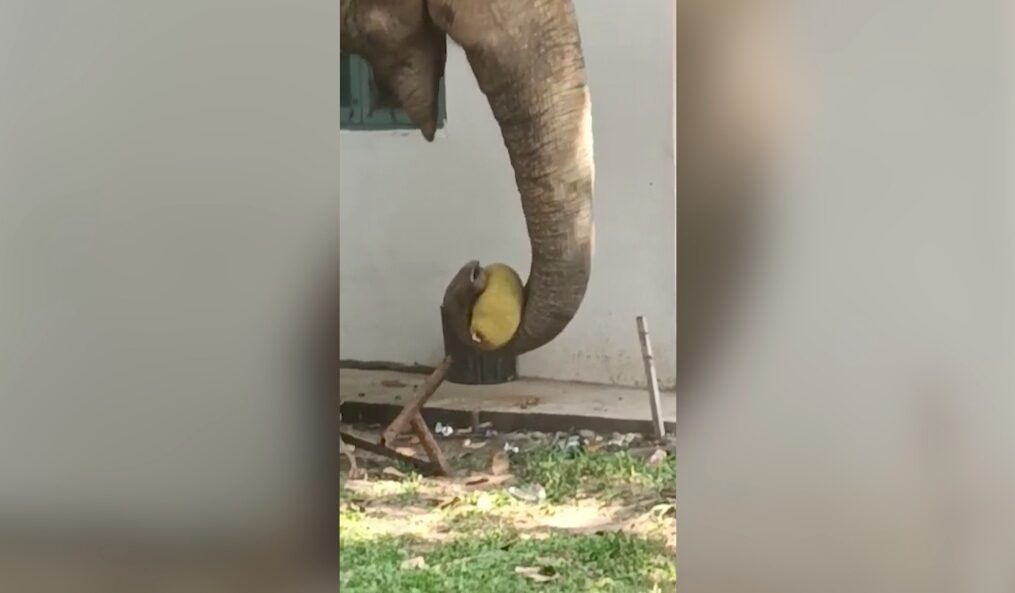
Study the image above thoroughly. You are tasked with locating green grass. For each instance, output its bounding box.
[339,440,677,591]
[343,471,425,506]
[340,530,674,592]
[515,446,676,503]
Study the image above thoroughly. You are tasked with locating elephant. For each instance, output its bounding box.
[341,0,596,355]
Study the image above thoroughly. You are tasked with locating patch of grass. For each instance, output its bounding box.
[338,432,676,591]
[455,451,492,473]
[385,481,422,505]
[515,445,676,503]
[457,489,515,509]
[446,508,499,532]
[339,530,674,593]
[345,473,426,505]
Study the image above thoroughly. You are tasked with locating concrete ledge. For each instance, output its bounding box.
[339,369,676,435]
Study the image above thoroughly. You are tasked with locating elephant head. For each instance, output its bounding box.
[341,0,595,355]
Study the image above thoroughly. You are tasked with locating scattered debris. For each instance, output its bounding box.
[382,466,408,479]
[647,448,668,466]
[517,397,541,410]
[347,467,368,481]
[606,432,642,450]
[342,500,365,514]
[340,440,360,478]
[381,379,408,388]
[514,565,558,582]
[558,435,584,453]
[490,451,510,475]
[464,476,489,486]
[434,422,454,437]
[400,556,427,570]
[578,429,597,440]
[503,442,520,455]
[507,484,547,504]
[436,496,461,509]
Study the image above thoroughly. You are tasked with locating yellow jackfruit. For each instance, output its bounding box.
[469,263,524,350]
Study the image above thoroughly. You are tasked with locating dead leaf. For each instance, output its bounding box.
[465,476,489,486]
[382,466,408,479]
[400,556,426,570]
[490,451,510,475]
[348,467,368,481]
[647,448,668,465]
[467,440,489,449]
[514,566,558,582]
[341,501,365,513]
[436,496,461,509]
[507,484,546,503]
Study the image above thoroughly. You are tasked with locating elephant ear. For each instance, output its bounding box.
[341,0,447,141]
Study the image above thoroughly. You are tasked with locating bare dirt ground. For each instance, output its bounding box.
[340,423,676,592]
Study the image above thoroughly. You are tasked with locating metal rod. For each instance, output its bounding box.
[636,316,666,439]
[380,355,452,446]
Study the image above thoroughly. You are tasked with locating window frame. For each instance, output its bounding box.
[341,53,446,132]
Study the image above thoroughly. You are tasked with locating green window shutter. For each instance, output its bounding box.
[340,53,352,123]
[340,52,445,131]
[340,53,360,126]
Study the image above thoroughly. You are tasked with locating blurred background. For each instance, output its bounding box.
[1,0,1014,591]
[0,1,340,590]
[678,0,1015,591]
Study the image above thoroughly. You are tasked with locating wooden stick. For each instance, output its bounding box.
[380,355,452,446]
[411,414,452,476]
[636,316,666,439]
[339,431,438,474]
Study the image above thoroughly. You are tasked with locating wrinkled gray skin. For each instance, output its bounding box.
[342,0,595,355]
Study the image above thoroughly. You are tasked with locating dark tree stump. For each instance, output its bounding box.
[440,306,517,385]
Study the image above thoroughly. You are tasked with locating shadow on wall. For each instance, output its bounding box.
[677,0,795,409]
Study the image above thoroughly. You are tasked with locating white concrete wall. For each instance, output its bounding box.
[339,0,676,387]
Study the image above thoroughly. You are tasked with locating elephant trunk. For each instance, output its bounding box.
[430,0,596,354]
